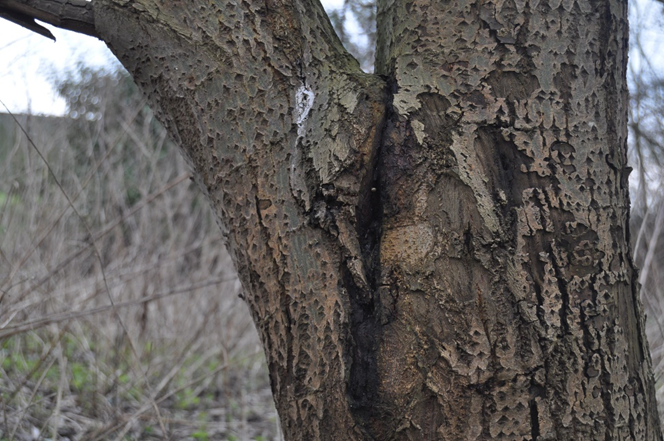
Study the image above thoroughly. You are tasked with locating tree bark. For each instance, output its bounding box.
[372,0,661,438]
[3,0,662,438]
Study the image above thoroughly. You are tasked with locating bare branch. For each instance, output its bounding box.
[0,4,54,39]
[0,0,96,39]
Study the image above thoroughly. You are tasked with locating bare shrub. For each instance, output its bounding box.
[0,67,278,440]
[629,0,664,422]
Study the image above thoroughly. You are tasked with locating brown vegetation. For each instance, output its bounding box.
[0,69,278,440]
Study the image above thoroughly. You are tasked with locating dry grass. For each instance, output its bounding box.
[0,68,279,440]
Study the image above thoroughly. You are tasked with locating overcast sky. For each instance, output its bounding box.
[0,23,114,115]
[0,0,662,116]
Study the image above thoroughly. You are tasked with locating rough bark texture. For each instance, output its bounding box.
[5,0,662,439]
[371,0,661,439]
[91,1,387,438]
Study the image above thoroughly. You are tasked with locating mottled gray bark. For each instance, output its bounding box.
[372,0,661,438]
[3,0,661,438]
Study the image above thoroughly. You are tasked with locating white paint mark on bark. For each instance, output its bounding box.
[295,85,315,137]
[290,84,316,209]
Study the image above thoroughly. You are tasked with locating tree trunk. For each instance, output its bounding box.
[5,0,662,438]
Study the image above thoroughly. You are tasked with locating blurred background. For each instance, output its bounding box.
[1,0,664,439]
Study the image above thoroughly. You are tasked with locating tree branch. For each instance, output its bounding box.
[0,0,96,40]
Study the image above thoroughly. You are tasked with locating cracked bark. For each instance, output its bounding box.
[3,0,662,439]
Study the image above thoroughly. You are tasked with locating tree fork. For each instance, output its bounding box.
[2,0,662,439]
